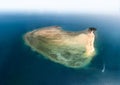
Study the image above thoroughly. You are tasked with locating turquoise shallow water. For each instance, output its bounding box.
[0,13,120,85]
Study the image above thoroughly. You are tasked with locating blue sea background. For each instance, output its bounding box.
[0,13,120,85]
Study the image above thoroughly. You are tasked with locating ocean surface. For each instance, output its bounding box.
[0,13,120,85]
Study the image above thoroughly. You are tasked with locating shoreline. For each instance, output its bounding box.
[23,26,97,68]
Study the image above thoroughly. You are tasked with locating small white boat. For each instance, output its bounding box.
[102,64,105,73]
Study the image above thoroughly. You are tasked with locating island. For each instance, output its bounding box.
[24,26,96,68]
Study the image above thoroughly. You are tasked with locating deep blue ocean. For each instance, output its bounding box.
[0,13,120,85]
